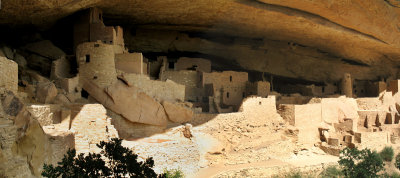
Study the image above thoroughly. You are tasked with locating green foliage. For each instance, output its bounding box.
[42,138,163,178]
[379,146,394,162]
[395,153,400,170]
[275,170,314,178]
[163,169,184,178]
[320,166,343,178]
[338,147,384,178]
[286,171,302,178]
[381,172,400,178]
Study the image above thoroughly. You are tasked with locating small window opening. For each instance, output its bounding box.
[94,44,100,47]
[361,89,364,93]
[242,92,245,98]
[322,86,325,93]
[99,14,102,20]
[81,89,89,99]
[259,101,262,105]
[230,76,232,82]
[93,76,98,80]
[354,89,357,93]
[227,92,230,98]
[109,41,113,44]
[85,55,90,63]
[169,62,175,69]
[187,65,198,71]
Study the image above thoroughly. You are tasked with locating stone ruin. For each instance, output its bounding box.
[2,6,400,177]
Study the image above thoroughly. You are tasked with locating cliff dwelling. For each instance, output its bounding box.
[1,1,400,177]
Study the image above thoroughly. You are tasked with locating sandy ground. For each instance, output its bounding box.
[121,111,340,177]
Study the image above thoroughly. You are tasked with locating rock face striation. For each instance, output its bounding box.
[1,1,400,82]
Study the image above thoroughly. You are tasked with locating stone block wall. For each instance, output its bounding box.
[321,98,359,124]
[294,103,322,145]
[246,81,270,97]
[69,104,118,153]
[222,84,247,107]
[50,58,74,80]
[26,104,62,126]
[388,80,400,94]
[73,7,125,52]
[277,104,295,125]
[76,42,117,89]
[202,71,248,90]
[113,26,125,54]
[161,70,199,88]
[0,57,18,93]
[115,53,143,74]
[175,57,211,72]
[160,70,203,101]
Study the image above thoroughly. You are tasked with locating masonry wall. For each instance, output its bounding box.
[246,81,270,97]
[76,42,117,88]
[341,73,353,97]
[90,23,115,45]
[388,80,400,94]
[294,103,322,145]
[113,26,125,54]
[115,53,143,74]
[175,57,211,72]
[149,58,163,78]
[26,104,62,126]
[222,84,247,107]
[50,58,74,80]
[160,70,203,101]
[321,98,359,125]
[277,104,295,125]
[73,8,125,52]
[0,57,18,93]
[353,80,381,97]
[120,73,185,102]
[202,71,248,89]
[69,104,118,153]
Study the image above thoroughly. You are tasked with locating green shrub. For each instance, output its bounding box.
[379,146,394,162]
[338,147,384,178]
[42,138,164,178]
[285,171,303,178]
[320,166,343,178]
[395,153,400,170]
[381,172,400,178]
[163,169,184,178]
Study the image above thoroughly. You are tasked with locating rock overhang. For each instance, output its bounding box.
[1,0,400,82]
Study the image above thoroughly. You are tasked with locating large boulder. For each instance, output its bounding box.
[0,91,74,177]
[83,79,168,126]
[1,46,14,60]
[162,101,193,123]
[23,40,65,60]
[36,82,58,103]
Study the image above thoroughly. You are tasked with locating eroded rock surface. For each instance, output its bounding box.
[83,80,168,126]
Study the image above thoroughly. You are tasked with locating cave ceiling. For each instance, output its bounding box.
[1,0,400,82]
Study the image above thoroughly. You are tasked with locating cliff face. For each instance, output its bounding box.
[1,0,400,82]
